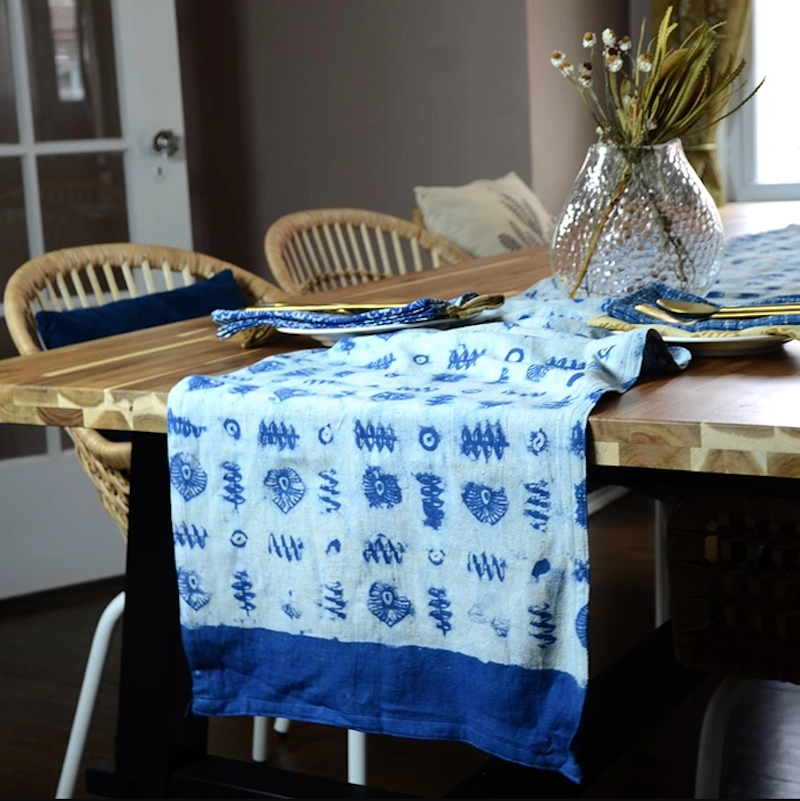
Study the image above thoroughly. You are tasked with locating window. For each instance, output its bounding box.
[728,0,800,200]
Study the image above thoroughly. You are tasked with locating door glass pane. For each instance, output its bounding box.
[0,158,30,289]
[0,0,19,143]
[23,0,121,142]
[39,152,128,249]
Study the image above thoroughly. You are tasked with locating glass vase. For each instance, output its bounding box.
[550,138,724,299]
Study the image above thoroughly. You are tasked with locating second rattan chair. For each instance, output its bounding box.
[3,243,292,797]
[264,207,469,295]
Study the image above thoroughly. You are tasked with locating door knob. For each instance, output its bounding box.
[153,129,179,157]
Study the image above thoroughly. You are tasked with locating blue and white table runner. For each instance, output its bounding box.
[166,225,800,782]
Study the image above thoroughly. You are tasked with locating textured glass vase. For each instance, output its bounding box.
[550,138,724,299]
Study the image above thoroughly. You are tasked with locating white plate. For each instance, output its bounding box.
[278,312,500,347]
[663,334,791,357]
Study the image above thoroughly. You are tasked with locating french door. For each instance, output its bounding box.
[0,0,192,598]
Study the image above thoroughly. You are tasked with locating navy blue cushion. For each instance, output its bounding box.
[36,269,248,442]
[36,268,248,349]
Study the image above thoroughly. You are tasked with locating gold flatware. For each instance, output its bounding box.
[656,298,800,319]
[245,302,407,315]
[634,303,690,325]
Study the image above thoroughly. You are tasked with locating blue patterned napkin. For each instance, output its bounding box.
[603,281,800,333]
[212,292,502,340]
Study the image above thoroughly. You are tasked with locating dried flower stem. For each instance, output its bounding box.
[568,165,629,297]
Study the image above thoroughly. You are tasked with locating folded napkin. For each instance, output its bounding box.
[589,281,800,340]
[212,292,505,346]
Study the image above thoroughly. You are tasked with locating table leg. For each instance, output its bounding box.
[114,431,208,797]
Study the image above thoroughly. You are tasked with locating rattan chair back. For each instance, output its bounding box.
[3,243,285,538]
[264,208,469,295]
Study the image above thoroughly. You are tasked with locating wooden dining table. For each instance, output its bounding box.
[3,228,800,797]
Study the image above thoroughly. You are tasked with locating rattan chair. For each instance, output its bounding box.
[3,243,291,797]
[264,207,469,295]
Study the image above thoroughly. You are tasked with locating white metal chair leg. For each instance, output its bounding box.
[251,716,270,762]
[251,716,292,761]
[654,499,670,627]
[694,677,752,799]
[347,729,367,785]
[56,591,126,799]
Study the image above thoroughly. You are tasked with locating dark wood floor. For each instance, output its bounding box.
[2,491,799,799]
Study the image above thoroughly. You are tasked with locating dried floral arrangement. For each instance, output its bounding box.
[549,5,763,148]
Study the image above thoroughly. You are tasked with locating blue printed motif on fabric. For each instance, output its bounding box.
[367,582,413,627]
[370,391,417,401]
[573,558,590,583]
[447,345,486,370]
[363,533,405,565]
[415,472,445,530]
[187,375,223,391]
[264,467,305,513]
[575,603,589,648]
[258,420,300,450]
[231,570,256,615]
[247,359,284,374]
[282,597,301,619]
[354,420,397,451]
[418,426,441,451]
[318,425,334,445]
[460,421,509,461]
[467,552,507,581]
[274,388,312,401]
[223,418,241,440]
[221,461,246,510]
[531,558,551,580]
[362,466,402,509]
[176,567,211,610]
[230,530,248,548]
[461,481,508,524]
[167,409,206,438]
[527,428,549,455]
[173,522,208,549]
[529,603,557,648]
[267,532,304,561]
[169,453,208,501]
[523,480,551,532]
[321,581,347,619]
[365,354,396,370]
[569,421,585,457]
[427,587,453,635]
[318,470,341,513]
[574,479,588,528]
[229,384,259,395]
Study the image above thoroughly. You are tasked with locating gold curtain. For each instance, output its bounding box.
[650,0,753,205]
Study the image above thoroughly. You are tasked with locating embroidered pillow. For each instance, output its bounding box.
[414,172,554,258]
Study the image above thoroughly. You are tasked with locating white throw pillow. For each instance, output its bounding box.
[414,172,554,258]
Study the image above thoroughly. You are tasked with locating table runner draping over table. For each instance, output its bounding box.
[166,224,800,781]
[167,278,689,781]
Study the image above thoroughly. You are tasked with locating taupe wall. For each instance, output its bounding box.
[177,0,628,281]
[526,0,628,213]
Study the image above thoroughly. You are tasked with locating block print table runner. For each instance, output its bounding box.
[167,295,685,781]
